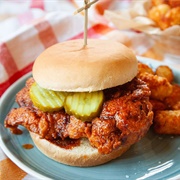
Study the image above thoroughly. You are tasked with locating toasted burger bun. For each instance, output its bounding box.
[31,39,139,167]
[33,39,138,92]
[30,132,131,167]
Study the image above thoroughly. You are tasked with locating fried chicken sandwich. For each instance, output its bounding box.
[4,39,153,166]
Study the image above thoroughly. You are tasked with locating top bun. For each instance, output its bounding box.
[33,39,138,92]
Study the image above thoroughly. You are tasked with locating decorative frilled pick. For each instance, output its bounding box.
[74,0,99,47]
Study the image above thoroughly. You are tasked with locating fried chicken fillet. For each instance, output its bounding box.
[5,77,153,155]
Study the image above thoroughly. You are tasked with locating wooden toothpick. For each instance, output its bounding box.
[84,0,89,46]
[74,0,99,15]
[74,0,99,47]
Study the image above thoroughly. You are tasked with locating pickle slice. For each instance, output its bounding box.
[30,83,67,112]
[64,91,104,121]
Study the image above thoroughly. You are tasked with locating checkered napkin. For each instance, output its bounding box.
[0,1,79,96]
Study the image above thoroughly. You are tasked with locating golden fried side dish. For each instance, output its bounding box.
[148,0,180,30]
[138,62,180,135]
[155,65,174,83]
[154,110,180,134]
[138,62,154,75]
[151,0,180,7]
[164,84,180,109]
[138,72,173,101]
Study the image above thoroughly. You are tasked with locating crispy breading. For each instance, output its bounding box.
[137,63,180,135]
[163,7,180,27]
[138,72,173,100]
[155,65,174,83]
[172,101,180,110]
[169,0,180,7]
[67,116,88,139]
[154,110,180,134]
[164,84,180,109]
[150,99,167,111]
[138,62,154,76]
[89,118,122,154]
[151,0,169,6]
[4,107,70,140]
[148,4,171,29]
[148,3,180,29]
[151,0,180,7]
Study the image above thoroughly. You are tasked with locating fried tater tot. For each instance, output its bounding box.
[152,0,180,7]
[164,84,180,109]
[163,6,180,27]
[151,0,169,6]
[173,101,180,110]
[155,65,174,83]
[169,0,180,7]
[139,72,173,100]
[150,99,167,111]
[138,62,154,76]
[148,4,171,29]
[154,110,180,134]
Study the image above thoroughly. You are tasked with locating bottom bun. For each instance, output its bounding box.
[30,132,131,167]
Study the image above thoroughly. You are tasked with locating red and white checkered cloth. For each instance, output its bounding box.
[0,0,80,96]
